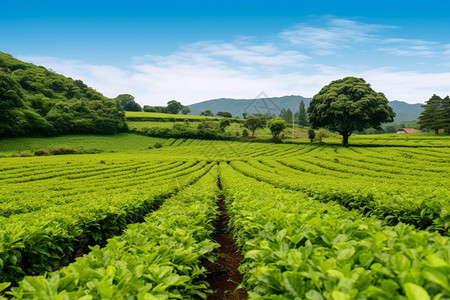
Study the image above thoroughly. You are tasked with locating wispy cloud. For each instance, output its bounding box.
[280,18,393,55]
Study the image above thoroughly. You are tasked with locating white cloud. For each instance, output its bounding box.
[18,18,450,106]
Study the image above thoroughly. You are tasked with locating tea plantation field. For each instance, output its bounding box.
[0,135,449,299]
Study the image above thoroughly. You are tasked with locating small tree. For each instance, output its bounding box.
[181,106,191,115]
[298,100,308,126]
[200,109,214,117]
[242,129,249,138]
[166,100,183,114]
[315,131,328,143]
[242,112,248,119]
[308,129,315,143]
[219,119,231,132]
[217,111,232,118]
[268,117,286,140]
[308,77,395,146]
[244,116,265,137]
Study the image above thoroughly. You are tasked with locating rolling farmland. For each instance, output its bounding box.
[0,136,449,299]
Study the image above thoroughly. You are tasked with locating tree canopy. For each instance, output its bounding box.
[166,100,183,114]
[268,117,286,140]
[200,109,214,117]
[307,77,395,146]
[418,94,450,134]
[244,115,267,137]
[216,111,233,118]
[298,100,308,126]
[181,106,191,115]
[115,94,142,111]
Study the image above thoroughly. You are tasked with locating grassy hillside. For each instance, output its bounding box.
[0,52,127,137]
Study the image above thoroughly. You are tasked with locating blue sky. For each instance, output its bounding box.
[1,0,450,105]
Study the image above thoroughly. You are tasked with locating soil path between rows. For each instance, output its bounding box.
[204,189,247,299]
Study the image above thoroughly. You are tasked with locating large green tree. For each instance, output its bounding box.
[308,77,395,146]
[418,94,450,134]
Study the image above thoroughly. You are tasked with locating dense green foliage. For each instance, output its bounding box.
[216,111,233,118]
[418,94,450,134]
[220,163,450,299]
[200,109,214,117]
[279,108,294,123]
[298,99,308,126]
[268,117,286,140]
[308,77,396,146]
[115,94,142,111]
[0,156,212,283]
[8,166,219,299]
[244,116,267,137]
[0,124,448,299]
[0,52,127,137]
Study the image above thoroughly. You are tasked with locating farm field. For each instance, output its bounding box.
[0,134,449,299]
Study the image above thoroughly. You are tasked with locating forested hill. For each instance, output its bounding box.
[187,95,312,117]
[187,96,424,121]
[0,52,127,137]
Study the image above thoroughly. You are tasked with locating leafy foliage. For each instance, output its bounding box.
[9,166,219,299]
[308,77,396,146]
[220,163,450,299]
[115,94,142,111]
[216,111,233,118]
[418,94,450,134]
[268,117,286,140]
[298,99,309,126]
[0,158,212,283]
[244,116,267,137]
[200,109,214,117]
[0,52,127,137]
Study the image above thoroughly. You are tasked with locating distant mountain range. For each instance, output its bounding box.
[187,96,424,121]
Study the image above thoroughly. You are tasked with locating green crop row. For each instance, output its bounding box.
[230,160,450,235]
[5,165,220,299]
[0,161,212,283]
[220,163,450,299]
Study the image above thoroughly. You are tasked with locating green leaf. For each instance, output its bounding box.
[423,269,450,291]
[0,282,11,293]
[331,290,351,300]
[305,289,324,300]
[404,282,430,300]
[337,247,355,260]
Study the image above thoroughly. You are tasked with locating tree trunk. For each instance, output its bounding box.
[435,129,439,135]
[342,131,350,147]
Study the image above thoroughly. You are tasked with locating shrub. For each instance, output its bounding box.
[34,150,49,156]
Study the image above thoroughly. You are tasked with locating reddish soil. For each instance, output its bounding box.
[204,194,247,299]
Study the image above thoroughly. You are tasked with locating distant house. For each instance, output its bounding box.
[397,128,418,134]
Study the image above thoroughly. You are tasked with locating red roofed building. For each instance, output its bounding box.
[397,128,418,134]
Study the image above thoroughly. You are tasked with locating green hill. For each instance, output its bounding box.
[187,96,423,121]
[0,52,127,137]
